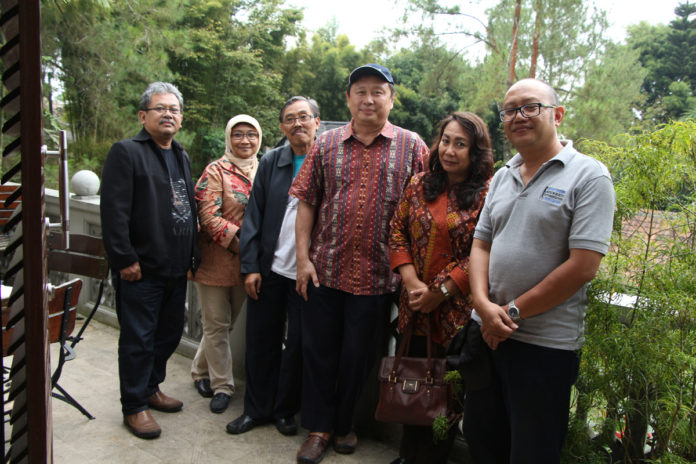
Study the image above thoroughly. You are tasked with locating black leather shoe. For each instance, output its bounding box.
[194,379,213,398]
[210,393,231,414]
[274,416,297,436]
[226,414,263,434]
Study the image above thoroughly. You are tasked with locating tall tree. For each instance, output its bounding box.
[628,2,696,123]
[484,0,608,95]
[281,23,374,122]
[41,0,181,142]
[402,0,610,159]
[386,36,469,140]
[563,43,647,143]
[529,0,542,78]
[167,0,303,171]
[403,0,608,96]
[508,0,522,84]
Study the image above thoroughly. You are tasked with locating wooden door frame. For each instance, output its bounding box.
[21,0,51,461]
[1,1,51,462]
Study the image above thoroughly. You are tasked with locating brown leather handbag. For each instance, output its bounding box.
[374,316,455,427]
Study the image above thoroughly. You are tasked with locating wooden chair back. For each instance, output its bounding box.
[0,183,21,232]
[47,233,109,281]
[47,233,108,351]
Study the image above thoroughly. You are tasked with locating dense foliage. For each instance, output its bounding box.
[564,121,696,463]
[37,0,695,181]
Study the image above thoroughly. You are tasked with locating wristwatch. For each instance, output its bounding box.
[440,282,453,300]
[507,300,521,323]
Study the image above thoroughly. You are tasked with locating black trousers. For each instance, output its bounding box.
[462,338,580,464]
[243,271,303,420]
[300,285,390,435]
[113,274,187,415]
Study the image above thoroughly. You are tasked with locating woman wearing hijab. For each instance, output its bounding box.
[190,114,262,414]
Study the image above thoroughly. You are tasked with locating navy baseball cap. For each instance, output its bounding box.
[348,63,394,86]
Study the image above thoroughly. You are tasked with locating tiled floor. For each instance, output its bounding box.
[51,319,400,464]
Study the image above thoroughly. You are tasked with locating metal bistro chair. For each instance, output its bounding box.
[2,278,93,419]
[47,232,109,355]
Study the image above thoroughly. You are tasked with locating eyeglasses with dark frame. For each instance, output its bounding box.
[145,106,182,115]
[499,103,556,122]
[231,131,259,141]
[282,114,316,126]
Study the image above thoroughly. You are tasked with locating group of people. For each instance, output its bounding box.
[100,63,615,464]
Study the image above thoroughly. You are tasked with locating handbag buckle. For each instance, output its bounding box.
[388,370,399,383]
[425,370,434,384]
[402,379,419,393]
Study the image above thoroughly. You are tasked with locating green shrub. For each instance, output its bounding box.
[564,121,696,463]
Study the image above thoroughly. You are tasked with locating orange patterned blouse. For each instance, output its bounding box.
[389,172,489,345]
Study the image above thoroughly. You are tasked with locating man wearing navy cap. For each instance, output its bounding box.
[290,64,429,463]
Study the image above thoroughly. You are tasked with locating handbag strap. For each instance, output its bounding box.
[390,313,434,382]
[424,314,434,381]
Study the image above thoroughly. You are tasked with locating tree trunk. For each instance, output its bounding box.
[530,0,542,78]
[508,0,522,85]
[623,388,648,462]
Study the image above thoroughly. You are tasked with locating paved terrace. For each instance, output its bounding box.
[52,319,400,464]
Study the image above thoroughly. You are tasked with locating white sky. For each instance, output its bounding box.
[287,0,685,52]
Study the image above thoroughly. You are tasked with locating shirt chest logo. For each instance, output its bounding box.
[541,186,566,205]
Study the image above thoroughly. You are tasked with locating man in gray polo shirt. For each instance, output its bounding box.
[462,78,615,463]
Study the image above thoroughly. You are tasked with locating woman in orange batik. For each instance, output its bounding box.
[388,112,494,464]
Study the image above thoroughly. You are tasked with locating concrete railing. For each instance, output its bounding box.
[44,187,247,379]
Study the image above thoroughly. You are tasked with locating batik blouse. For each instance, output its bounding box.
[389,172,488,345]
[193,157,253,287]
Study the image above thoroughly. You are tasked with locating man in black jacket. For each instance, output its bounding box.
[227,96,320,438]
[101,81,200,439]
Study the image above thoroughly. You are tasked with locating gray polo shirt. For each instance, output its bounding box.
[472,141,615,350]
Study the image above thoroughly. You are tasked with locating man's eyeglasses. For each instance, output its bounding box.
[231,131,259,141]
[282,114,315,125]
[499,103,556,122]
[145,106,181,115]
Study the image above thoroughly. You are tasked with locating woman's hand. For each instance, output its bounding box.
[397,264,445,313]
[408,286,446,313]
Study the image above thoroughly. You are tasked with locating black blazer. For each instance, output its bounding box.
[239,144,295,276]
[100,128,200,277]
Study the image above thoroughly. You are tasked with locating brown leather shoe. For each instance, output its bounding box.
[148,390,183,412]
[333,430,358,454]
[297,432,331,464]
[123,410,161,439]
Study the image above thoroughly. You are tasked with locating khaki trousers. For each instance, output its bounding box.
[191,282,246,395]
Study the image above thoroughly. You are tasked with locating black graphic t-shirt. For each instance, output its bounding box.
[162,147,194,276]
